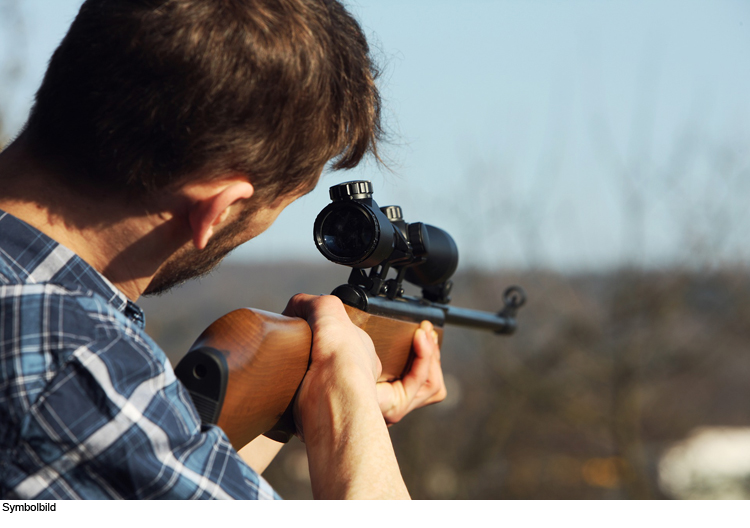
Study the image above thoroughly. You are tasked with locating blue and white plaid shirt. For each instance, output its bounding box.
[0,211,279,499]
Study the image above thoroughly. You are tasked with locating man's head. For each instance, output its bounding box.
[15,0,384,295]
[23,0,382,203]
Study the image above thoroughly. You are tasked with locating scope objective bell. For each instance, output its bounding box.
[314,181,395,268]
[313,181,460,289]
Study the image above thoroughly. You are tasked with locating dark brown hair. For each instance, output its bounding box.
[24,0,382,200]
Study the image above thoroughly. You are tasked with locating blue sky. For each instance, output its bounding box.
[3,0,749,272]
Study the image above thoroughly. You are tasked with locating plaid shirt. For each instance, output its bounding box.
[0,211,279,499]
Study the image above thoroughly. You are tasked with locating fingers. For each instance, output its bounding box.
[377,320,447,424]
[288,293,384,443]
[395,326,433,402]
[283,293,381,380]
[287,294,447,426]
[282,293,347,325]
[409,321,447,406]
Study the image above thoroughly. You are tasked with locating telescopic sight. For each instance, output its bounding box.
[318,207,375,260]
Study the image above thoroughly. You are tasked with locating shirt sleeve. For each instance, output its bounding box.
[1,289,280,500]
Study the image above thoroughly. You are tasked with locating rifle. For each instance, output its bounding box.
[175,181,526,449]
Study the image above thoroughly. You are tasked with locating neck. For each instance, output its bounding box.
[0,138,188,301]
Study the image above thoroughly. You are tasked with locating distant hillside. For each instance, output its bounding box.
[139,262,750,499]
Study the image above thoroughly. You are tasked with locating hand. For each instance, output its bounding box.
[281,294,409,499]
[282,293,381,383]
[377,320,447,424]
[281,294,382,438]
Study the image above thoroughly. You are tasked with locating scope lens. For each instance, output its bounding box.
[319,208,376,259]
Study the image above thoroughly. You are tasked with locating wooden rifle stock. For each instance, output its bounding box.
[175,305,443,450]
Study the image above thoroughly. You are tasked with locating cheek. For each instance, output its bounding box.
[243,211,280,240]
[239,196,298,241]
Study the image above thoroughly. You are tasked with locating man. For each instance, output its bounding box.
[0,0,446,499]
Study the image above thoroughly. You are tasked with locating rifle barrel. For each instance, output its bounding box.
[440,305,516,334]
[332,284,517,335]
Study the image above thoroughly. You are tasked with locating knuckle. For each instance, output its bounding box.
[314,294,345,312]
[289,292,310,305]
[385,413,403,426]
[358,326,374,345]
[374,356,383,379]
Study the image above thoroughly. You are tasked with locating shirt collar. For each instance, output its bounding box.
[0,210,146,328]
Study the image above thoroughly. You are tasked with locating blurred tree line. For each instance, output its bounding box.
[139,263,750,499]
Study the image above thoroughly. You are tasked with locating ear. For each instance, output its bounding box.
[188,180,255,250]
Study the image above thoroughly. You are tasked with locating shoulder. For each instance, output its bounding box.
[0,279,158,365]
[0,280,170,423]
[0,281,277,499]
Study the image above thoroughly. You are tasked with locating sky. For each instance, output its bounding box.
[2,0,749,272]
